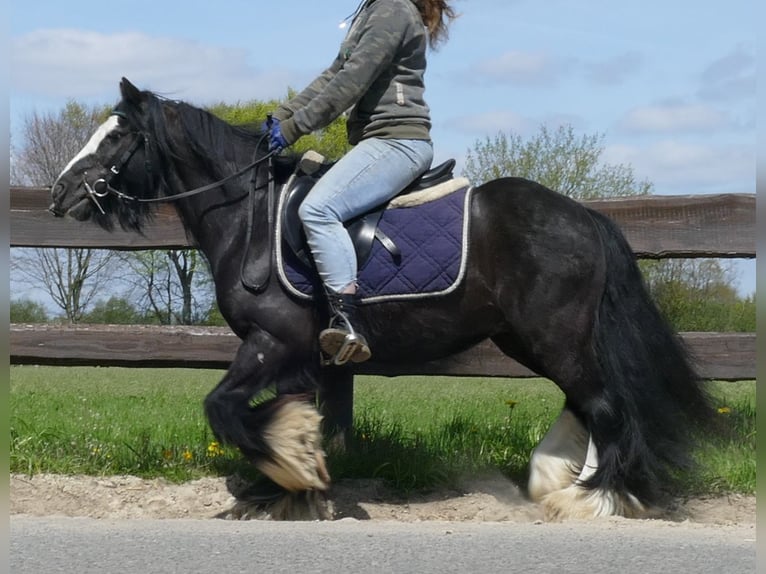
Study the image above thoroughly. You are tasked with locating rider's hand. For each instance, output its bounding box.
[264,117,289,153]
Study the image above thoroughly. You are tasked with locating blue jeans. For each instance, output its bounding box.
[298,137,433,292]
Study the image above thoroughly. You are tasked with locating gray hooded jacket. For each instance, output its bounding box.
[275,0,431,146]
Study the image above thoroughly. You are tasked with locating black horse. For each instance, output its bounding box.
[50,78,712,520]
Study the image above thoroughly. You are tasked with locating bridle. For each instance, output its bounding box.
[83,108,280,292]
[82,110,276,215]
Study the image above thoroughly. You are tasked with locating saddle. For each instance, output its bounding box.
[282,152,457,269]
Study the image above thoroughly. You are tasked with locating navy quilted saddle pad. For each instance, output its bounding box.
[276,185,473,303]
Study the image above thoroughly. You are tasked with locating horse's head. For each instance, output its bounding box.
[49,77,161,230]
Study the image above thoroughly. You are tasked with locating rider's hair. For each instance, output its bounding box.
[416,0,459,49]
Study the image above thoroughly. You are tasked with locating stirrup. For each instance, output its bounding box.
[319,328,371,366]
[319,290,371,365]
[319,310,371,365]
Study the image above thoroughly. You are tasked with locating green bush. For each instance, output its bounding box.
[82,297,142,324]
[10,299,49,323]
[650,281,755,332]
[207,97,350,161]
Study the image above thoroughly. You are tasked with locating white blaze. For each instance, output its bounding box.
[55,115,121,182]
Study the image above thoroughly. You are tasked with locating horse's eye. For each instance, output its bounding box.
[107,131,123,141]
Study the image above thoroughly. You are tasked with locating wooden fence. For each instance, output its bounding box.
[10,187,757,382]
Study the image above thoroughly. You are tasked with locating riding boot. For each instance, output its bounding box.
[319,291,372,365]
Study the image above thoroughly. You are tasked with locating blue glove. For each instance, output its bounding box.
[264,117,289,152]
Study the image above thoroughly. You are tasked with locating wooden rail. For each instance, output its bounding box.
[10,187,757,257]
[10,187,757,381]
[9,324,756,381]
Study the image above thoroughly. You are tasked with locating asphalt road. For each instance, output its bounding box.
[10,516,755,574]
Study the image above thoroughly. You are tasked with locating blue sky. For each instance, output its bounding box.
[10,0,756,293]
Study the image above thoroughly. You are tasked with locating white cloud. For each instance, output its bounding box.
[471,50,643,89]
[603,140,754,192]
[446,110,533,136]
[698,45,755,102]
[473,51,565,86]
[11,29,305,105]
[584,51,643,86]
[618,101,729,134]
[444,110,586,139]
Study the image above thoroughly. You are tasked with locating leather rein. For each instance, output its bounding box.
[83,110,276,215]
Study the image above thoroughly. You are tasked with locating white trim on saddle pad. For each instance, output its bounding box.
[274,172,474,304]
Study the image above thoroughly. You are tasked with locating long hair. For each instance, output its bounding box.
[417,0,458,49]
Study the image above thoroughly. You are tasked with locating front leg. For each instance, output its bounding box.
[203,329,329,492]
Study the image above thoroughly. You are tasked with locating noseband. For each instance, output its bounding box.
[83,110,275,214]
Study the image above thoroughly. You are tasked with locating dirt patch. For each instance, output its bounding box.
[10,473,755,525]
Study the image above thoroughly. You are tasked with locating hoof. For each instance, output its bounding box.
[541,485,646,521]
[257,400,330,492]
[223,490,333,521]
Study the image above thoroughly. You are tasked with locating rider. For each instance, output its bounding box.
[266,0,457,364]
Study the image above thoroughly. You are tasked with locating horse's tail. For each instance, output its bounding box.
[584,209,715,505]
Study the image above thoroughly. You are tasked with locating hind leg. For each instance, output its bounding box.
[536,382,648,520]
[493,335,647,520]
[528,404,646,519]
[539,366,648,519]
[541,434,646,520]
[317,364,355,453]
[528,407,588,502]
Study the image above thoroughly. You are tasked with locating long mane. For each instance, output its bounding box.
[108,90,297,230]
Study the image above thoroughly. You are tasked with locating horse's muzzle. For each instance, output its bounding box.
[49,183,66,216]
[48,203,66,217]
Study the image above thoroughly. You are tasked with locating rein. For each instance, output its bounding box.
[84,110,276,213]
[88,109,280,293]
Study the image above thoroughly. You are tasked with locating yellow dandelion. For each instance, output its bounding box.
[207,441,224,457]
[505,399,518,409]
[717,406,731,415]
[182,450,193,462]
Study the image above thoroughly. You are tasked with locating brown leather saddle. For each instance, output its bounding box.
[282,158,456,268]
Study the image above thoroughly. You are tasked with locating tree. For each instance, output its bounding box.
[11,101,117,323]
[462,124,652,199]
[121,250,212,325]
[13,248,114,323]
[10,299,49,323]
[200,301,227,326]
[81,296,142,324]
[12,100,111,186]
[641,259,755,332]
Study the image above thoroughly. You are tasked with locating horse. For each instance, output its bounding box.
[49,77,713,520]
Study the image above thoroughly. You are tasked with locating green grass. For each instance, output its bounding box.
[9,366,237,481]
[9,366,756,496]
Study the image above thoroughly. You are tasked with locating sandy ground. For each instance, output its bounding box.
[10,472,755,525]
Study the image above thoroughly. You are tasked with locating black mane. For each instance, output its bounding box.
[106,90,297,231]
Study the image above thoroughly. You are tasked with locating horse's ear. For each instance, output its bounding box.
[120,77,143,105]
